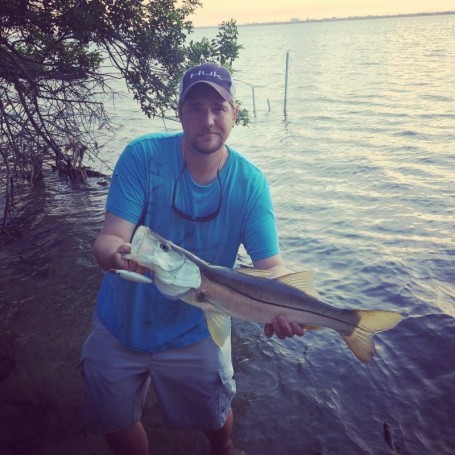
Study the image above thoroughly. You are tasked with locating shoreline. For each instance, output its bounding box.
[196,10,455,29]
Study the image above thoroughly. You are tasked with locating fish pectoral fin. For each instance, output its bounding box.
[275,271,320,298]
[205,311,231,347]
[235,268,275,278]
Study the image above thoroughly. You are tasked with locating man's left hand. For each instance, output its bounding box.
[264,315,305,339]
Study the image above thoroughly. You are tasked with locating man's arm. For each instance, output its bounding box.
[253,254,305,340]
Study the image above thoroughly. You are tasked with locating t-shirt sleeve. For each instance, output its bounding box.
[105,143,149,225]
[242,175,280,261]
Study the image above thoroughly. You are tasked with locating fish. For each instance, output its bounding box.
[119,226,404,363]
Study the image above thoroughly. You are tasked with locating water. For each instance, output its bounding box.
[1,14,454,455]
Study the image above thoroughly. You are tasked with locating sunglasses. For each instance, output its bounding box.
[171,162,223,222]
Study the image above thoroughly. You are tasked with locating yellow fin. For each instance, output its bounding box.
[276,271,320,298]
[236,268,274,278]
[342,310,403,363]
[205,311,231,347]
[356,310,404,334]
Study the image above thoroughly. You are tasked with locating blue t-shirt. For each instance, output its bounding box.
[96,131,280,352]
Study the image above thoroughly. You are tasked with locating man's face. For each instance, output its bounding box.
[179,84,238,156]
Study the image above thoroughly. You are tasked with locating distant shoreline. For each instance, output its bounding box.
[242,10,455,27]
[197,11,455,29]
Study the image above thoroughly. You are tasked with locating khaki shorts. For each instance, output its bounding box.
[81,320,235,435]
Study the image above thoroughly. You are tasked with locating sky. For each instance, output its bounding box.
[187,0,455,27]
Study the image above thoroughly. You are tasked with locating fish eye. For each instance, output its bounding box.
[160,242,170,252]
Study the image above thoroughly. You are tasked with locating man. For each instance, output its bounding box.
[81,62,304,455]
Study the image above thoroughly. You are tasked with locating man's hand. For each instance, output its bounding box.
[115,243,133,269]
[115,243,148,276]
[264,315,305,339]
[252,255,305,340]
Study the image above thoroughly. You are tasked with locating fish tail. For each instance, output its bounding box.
[341,310,403,363]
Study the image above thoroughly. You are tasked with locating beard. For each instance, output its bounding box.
[189,130,225,155]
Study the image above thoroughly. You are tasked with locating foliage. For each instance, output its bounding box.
[0,0,245,229]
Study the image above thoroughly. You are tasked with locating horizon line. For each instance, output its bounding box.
[196,10,455,29]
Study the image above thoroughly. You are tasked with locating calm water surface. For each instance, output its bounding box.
[1,14,454,455]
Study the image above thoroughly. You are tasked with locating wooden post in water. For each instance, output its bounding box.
[284,51,290,115]
[235,79,256,117]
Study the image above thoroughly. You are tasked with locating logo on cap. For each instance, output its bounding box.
[179,63,235,103]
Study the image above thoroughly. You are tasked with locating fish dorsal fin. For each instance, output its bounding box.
[276,271,320,298]
[235,268,274,278]
[205,311,231,347]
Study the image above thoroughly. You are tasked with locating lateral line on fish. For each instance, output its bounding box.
[205,278,363,331]
[178,249,366,332]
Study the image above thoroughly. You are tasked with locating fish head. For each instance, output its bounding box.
[130,226,202,292]
[130,226,186,272]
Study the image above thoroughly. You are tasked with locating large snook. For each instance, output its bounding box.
[121,226,403,363]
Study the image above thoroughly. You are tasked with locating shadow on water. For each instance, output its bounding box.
[0,174,107,454]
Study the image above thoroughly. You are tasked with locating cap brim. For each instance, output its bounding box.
[180,81,233,103]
